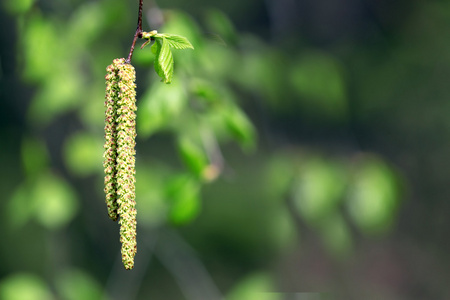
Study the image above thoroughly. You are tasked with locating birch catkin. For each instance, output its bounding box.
[104,58,137,270]
[104,62,120,222]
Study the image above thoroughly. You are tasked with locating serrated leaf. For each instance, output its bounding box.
[152,40,163,79]
[154,38,174,84]
[162,34,194,50]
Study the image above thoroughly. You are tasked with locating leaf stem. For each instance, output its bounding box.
[126,0,144,63]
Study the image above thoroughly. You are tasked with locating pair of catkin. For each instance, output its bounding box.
[103,58,137,270]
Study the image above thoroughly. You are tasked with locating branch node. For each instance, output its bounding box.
[126,0,144,63]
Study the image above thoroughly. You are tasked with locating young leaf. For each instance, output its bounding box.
[151,40,159,54]
[153,38,174,84]
[152,40,164,80]
[162,34,194,50]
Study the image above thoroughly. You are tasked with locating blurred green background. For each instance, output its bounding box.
[1,0,449,299]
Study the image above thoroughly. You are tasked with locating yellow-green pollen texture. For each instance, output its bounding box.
[103,58,137,270]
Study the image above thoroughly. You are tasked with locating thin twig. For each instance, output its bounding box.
[126,0,144,63]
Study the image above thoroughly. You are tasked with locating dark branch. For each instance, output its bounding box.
[126,0,144,63]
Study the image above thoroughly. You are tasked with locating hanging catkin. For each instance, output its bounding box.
[103,58,137,270]
[104,61,120,221]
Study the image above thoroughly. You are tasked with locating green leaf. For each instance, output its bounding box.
[160,34,194,50]
[153,38,174,84]
[8,184,33,228]
[223,105,257,151]
[204,9,237,44]
[67,2,105,47]
[21,137,49,179]
[55,269,103,300]
[190,78,221,103]
[135,165,169,227]
[32,172,79,230]
[347,156,400,235]
[8,172,79,230]
[165,174,201,225]
[0,273,54,300]
[151,40,159,54]
[23,15,59,82]
[226,272,280,300]
[177,136,209,179]
[138,80,187,137]
[3,0,35,15]
[290,52,348,121]
[291,157,347,224]
[152,40,163,77]
[318,213,352,258]
[63,132,103,176]
[28,65,82,125]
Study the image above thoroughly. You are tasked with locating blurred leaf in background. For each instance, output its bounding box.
[8,171,79,230]
[177,135,209,179]
[138,80,187,137]
[2,0,35,15]
[290,52,348,122]
[226,272,280,300]
[0,273,53,300]
[292,157,347,225]
[21,137,49,179]
[63,132,103,177]
[55,268,104,300]
[347,155,401,235]
[165,174,202,225]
